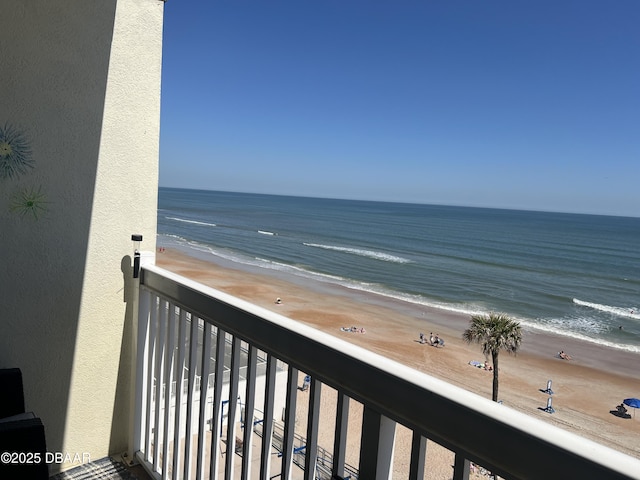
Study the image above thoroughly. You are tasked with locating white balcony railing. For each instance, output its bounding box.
[131,264,640,479]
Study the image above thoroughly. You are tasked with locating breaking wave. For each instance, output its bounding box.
[303,243,411,264]
[166,216,217,227]
[573,298,640,320]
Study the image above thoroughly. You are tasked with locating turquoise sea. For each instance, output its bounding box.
[157,187,640,353]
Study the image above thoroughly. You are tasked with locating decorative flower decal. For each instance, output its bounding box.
[10,186,49,220]
[0,124,34,180]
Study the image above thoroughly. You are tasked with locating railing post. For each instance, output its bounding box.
[152,299,168,469]
[144,295,159,464]
[359,407,396,480]
[128,250,155,465]
[130,286,151,463]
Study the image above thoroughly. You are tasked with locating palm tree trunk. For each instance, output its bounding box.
[492,351,499,402]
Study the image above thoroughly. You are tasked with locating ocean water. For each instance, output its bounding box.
[157,187,640,353]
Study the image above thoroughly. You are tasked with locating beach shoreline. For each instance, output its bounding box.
[155,246,640,461]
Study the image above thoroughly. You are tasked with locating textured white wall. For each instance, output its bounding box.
[0,0,163,472]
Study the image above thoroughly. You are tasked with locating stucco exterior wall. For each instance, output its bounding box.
[0,0,163,473]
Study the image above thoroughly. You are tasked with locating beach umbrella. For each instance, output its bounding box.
[623,398,640,417]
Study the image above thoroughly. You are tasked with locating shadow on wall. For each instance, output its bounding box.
[110,256,135,455]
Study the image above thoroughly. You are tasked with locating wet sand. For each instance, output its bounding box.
[155,248,640,475]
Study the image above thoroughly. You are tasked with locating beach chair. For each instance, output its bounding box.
[543,396,555,414]
[541,379,554,395]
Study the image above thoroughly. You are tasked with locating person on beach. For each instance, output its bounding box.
[419,332,425,343]
[301,375,311,391]
[559,350,572,360]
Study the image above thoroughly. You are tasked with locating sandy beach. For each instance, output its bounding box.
[155,247,640,476]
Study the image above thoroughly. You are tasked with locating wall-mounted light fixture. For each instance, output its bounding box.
[132,234,143,278]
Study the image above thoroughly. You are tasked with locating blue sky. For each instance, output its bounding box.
[159,1,639,217]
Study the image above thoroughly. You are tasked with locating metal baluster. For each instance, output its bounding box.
[132,288,151,462]
[408,432,427,480]
[209,327,226,480]
[171,309,188,480]
[359,408,396,480]
[332,393,349,478]
[453,453,470,480]
[224,336,242,478]
[304,377,321,480]
[241,345,258,479]
[161,303,178,479]
[259,355,277,480]
[281,366,298,480]
[196,322,212,480]
[145,295,159,464]
[153,299,168,469]
[183,314,200,479]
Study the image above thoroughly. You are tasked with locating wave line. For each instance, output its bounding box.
[166,216,217,227]
[303,243,411,264]
[573,298,640,319]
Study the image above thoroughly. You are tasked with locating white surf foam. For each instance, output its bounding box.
[303,243,411,264]
[166,216,217,227]
[521,320,640,354]
[255,257,347,282]
[573,298,640,320]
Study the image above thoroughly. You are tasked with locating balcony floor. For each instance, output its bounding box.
[49,456,153,480]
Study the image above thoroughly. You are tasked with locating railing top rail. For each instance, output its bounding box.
[140,264,640,479]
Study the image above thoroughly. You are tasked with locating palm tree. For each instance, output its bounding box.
[463,312,522,402]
